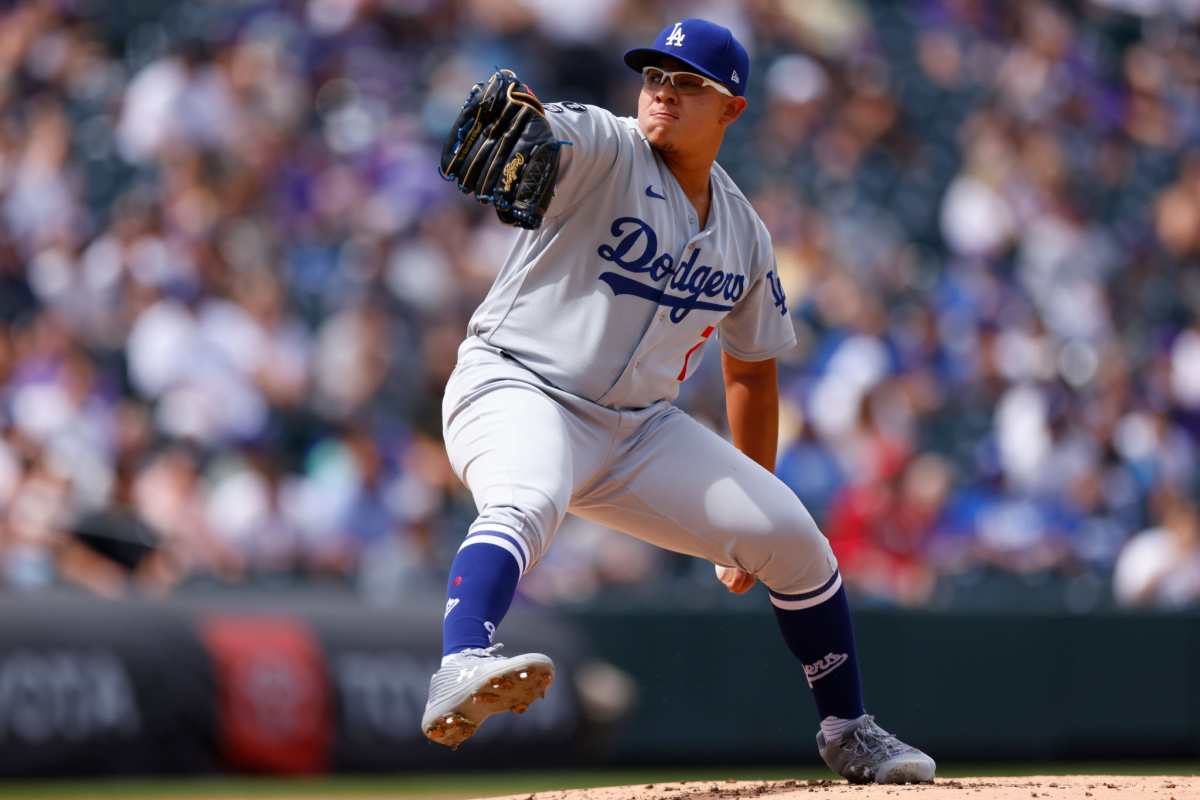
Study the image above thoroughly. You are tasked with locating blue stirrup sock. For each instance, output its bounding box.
[441,530,527,659]
[769,570,866,726]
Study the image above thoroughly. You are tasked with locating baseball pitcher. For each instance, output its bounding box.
[423,19,935,784]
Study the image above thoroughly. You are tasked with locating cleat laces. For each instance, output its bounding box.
[456,643,505,659]
[845,717,915,760]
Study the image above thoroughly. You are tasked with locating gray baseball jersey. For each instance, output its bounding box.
[464,102,796,410]
[445,98,834,598]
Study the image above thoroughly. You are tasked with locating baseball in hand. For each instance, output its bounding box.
[715,564,757,594]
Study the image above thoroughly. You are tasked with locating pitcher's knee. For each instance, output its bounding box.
[743,514,838,597]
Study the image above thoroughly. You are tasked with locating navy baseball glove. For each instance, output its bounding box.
[439,70,566,230]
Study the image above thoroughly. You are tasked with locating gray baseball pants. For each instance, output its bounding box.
[442,339,837,596]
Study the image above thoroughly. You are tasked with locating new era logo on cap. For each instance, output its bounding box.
[731,70,739,83]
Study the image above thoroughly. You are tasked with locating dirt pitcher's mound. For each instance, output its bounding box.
[480,777,1199,800]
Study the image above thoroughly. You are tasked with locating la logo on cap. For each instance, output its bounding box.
[665,22,685,47]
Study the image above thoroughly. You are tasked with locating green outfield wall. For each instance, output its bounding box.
[569,605,1200,764]
[0,591,1194,774]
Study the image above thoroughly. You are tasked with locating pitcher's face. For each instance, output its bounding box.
[637,58,743,154]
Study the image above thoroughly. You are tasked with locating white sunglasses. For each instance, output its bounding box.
[641,66,734,98]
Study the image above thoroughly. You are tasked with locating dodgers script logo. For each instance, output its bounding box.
[597,217,745,323]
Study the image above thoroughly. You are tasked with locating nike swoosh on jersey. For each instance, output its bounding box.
[645,185,666,199]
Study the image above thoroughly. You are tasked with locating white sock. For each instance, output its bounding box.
[821,715,857,742]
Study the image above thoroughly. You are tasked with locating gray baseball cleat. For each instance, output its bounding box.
[817,714,936,784]
[422,643,555,749]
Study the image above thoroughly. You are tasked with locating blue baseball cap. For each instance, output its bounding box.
[624,19,749,98]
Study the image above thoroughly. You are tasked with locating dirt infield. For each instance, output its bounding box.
[479,777,1199,800]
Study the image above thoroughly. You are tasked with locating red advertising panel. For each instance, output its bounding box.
[198,616,331,774]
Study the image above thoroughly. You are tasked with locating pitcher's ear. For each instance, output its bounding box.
[720,96,747,127]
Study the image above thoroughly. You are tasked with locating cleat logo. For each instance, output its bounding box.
[444,598,460,619]
[484,621,496,643]
[803,652,848,687]
[457,666,479,684]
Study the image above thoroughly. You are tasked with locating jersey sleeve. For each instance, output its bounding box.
[542,103,623,217]
[716,250,796,361]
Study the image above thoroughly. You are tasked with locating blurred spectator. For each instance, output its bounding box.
[60,457,171,599]
[1113,495,1200,608]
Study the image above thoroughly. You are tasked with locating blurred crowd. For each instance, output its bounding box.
[1,0,1199,610]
